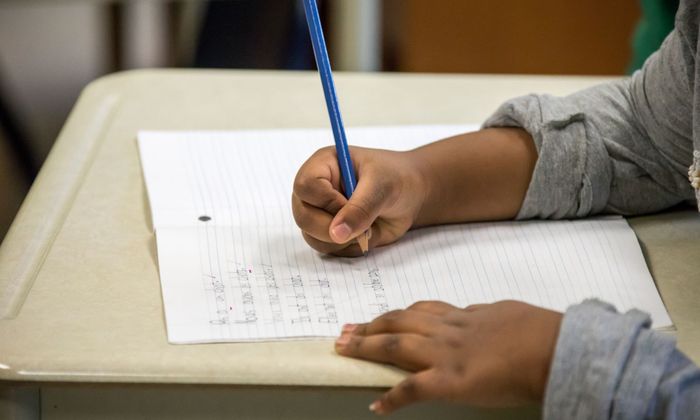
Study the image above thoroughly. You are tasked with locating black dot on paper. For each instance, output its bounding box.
[198,215,212,222]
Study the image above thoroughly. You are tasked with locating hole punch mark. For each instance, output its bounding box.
[199,215,211,222]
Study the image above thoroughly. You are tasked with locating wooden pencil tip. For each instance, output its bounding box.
[357,231,370,256]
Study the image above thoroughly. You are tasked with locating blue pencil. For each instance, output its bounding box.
[302,0,370,255]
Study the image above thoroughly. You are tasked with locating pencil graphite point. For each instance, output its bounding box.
[358,231,370,256]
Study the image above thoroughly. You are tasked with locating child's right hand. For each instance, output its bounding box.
[292,146,428,257]
[293,128,538,256]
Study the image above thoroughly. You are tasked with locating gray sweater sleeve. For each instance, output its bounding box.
[545,301,700,419]
[482,2,697,218]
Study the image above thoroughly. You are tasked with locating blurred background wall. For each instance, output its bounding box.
[0,0,662,242]
[382,1,641,74]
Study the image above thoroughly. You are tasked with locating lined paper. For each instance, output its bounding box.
[138,126,672,343]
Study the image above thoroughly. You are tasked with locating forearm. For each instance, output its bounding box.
[409,127,537,226]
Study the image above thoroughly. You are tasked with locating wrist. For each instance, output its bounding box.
[405,147,440,227]
[530,310,563,401]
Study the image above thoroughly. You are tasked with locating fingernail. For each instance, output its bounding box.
[331,223,352,242]
[342,323,357,334]
[335,333,350,349]
[369,400,383,414]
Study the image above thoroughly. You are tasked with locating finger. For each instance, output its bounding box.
[333,220,405,255]
[406,300,458,316]
[302,233,375,258]
[292,195,335,242]
[294,203,392,256]
[371,369,446,415]
[318,225,385,258]
[293,148,347,214]
[301,232,350,255]
[335,333,433,371]
[328,171,392,244]
[352,309,441,337]
[293,185,346,215]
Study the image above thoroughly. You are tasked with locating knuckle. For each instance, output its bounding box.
[382,334,401,355]
[323,197,345,215]
[308,146,335,163]
[293,174,317,199]
[316,145,336,156]
[442,335,464,349]
[350,336,363,352]
[408,300,439,311]
[378,309,403,325]
[355,323,368,336]
[497,299,522,307]
[443,312,469,328]
[355,323,368,335]
[398,378,419,398]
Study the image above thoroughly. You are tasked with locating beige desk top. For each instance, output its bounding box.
[0,70,698,387]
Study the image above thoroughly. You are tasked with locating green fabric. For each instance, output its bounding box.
[629,0,679,73]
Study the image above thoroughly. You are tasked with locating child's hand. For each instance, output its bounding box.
[293,128,537,256]
[335,300,562,415]
[292,146,428,257]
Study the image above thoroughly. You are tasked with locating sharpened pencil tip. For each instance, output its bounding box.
[357,230,370,256]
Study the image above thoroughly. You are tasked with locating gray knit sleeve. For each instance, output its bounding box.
[483,17,696,218]
[544,300,700,419]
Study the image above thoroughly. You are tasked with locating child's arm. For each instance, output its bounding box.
[482,9,697,219]
[294,0,700,417]
[292,128,537,256]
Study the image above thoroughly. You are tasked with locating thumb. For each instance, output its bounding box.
[329,175,389,244]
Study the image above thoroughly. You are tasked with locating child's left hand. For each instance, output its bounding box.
[335,300,562,415]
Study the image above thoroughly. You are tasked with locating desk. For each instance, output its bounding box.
[0,70,698,419]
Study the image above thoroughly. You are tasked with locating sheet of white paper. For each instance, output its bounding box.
[138,126,672,344]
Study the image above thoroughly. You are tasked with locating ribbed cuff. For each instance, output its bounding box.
[543,300,675,420]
